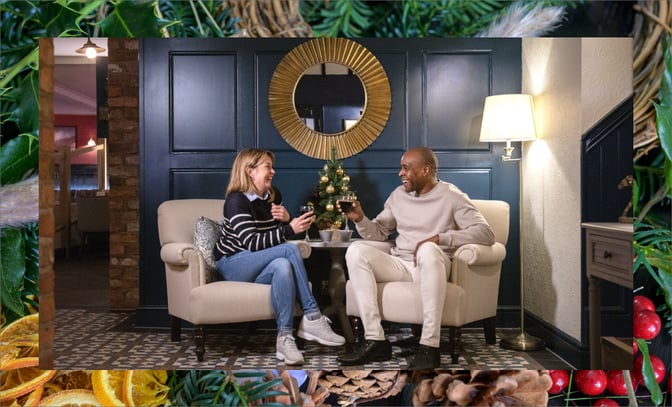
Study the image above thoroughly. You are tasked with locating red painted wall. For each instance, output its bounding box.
[55,114,97,164]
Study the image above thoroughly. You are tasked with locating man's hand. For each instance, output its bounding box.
[337,199,365,223]
[413,234,439,266]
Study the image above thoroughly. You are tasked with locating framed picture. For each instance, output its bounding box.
[55,126,76,150]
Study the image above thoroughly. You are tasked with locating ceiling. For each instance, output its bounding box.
[54,38,107,116]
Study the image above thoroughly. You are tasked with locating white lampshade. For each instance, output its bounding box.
[479,94,537,142]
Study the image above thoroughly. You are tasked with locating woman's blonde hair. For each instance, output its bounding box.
[226,148,276,201]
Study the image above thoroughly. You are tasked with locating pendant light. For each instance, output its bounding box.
[75,37,105,59]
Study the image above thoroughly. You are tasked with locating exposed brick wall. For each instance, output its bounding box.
[107,39,140,309]
[39,38,56,369]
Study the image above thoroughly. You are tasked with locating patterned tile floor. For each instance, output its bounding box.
[53,309,574,370]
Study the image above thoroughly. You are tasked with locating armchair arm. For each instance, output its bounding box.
[160,242,199,265]
[452,242,506,321]
[161,243,203,318]
[454,242,506,266]
[289,240,311,258]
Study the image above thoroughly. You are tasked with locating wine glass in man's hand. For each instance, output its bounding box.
[337,194,356,213]
[337,194,356,231]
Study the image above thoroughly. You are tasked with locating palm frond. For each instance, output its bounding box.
[307,0,372,38]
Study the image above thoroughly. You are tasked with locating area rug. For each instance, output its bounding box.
[53,309,571,370]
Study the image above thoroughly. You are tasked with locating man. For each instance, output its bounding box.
[337,147,495,369]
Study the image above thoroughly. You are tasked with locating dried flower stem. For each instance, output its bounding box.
[0,177,38,228]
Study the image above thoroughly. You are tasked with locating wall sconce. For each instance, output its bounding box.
[76,38,105,59]
[479,93,545,352]
[87,138,96,147]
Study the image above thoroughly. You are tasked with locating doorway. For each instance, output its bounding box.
[52,38,110,311]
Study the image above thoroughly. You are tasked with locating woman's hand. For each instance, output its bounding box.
[271,203,290,222]
[289,211,314,234]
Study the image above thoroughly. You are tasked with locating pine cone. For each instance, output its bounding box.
[266,370,331,406]
[411,370,552,406]
[318,369,407,406]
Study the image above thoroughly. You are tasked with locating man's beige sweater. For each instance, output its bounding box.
[355,181,495,261]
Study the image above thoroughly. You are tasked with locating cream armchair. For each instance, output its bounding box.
[157,199,311,361]
[345,199,509,364]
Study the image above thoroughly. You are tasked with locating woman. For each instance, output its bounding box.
[214,148,345,365]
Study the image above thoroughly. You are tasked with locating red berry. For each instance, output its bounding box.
[633,310,661,340]
[547,370,570,394]
[606,370,634,396]
[633,295,656,312]
[593,398,619,407]
[574,370,607,396]
[633,355,666,385]
[632,340,638,355]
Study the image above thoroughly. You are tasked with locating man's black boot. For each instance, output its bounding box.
[338,340,392,365]
[408,344,441,369]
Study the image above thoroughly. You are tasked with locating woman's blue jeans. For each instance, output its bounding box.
[216,243,318,333]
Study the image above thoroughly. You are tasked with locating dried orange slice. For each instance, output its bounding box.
[51,370,94,391]
[91,370,125,406]
[41,370,94,401]
[1,383,43,407]
[40,389,100,406]
[18,384,44,407]
[43,381,64,398]
[0,343,19,369]
[1,356,38,369]
[123,370,169,406]
[0,361,57,402]
[0,313,38,343]
[0,313,39,361]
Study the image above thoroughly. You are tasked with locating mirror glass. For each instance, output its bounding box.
[294,63,365,135]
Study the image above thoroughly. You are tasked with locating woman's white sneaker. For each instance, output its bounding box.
[276,335,304,365]
[297,315,346,346]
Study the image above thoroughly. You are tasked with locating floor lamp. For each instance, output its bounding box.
[479,94,545,351]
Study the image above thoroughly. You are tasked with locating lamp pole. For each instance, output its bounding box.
[499,142,545,351]
[479,94,545,351]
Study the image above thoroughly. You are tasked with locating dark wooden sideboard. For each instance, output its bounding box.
[582,222,633,368]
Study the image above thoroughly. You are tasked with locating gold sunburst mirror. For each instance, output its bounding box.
[268,38,391,159]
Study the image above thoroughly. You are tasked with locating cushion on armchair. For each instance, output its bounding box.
[192,216,222,283]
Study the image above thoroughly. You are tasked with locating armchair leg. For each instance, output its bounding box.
[449,327,461,364]
[483,316,497,344]
[171,316,182,342]
[194,325,206,362]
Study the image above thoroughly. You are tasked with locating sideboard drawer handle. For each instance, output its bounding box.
[603,251,612,260]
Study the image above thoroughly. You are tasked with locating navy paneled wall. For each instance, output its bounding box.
[580,96,634,344]
[139,38,523,326]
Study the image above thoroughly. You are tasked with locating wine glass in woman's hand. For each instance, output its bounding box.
[299,204,314,241]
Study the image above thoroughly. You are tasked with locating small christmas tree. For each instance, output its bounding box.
[310,146,355,230]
